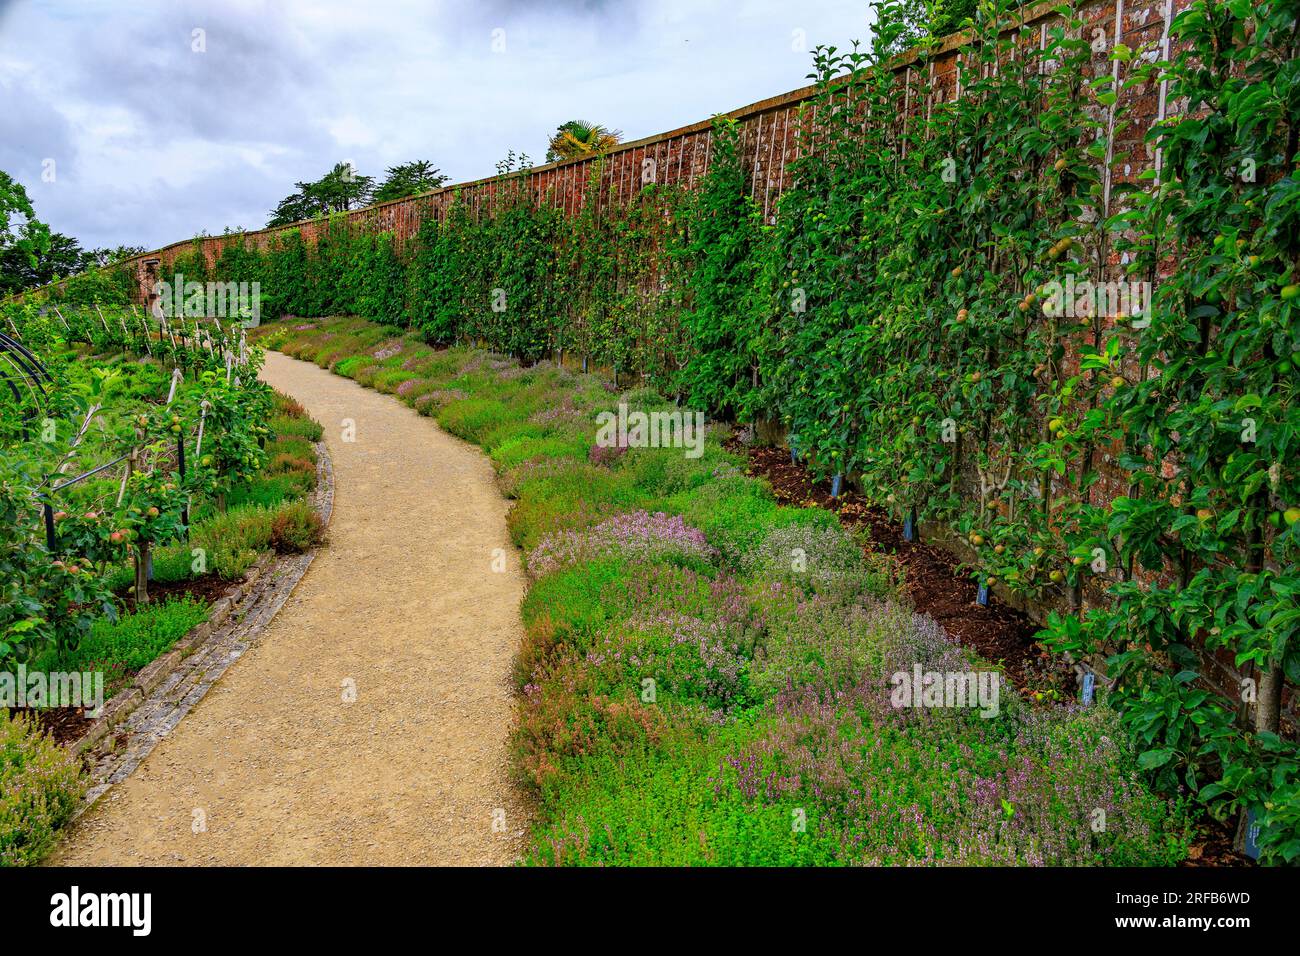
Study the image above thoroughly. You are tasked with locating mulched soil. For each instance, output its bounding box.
[8,706,96,748]
[116,571,232,611]
[1182,818,1250,867]
[6,573,240,748]
[733,438,1252,867]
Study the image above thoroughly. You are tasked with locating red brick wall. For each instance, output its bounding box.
[129,0,1193,282]
[129,1,1187,274]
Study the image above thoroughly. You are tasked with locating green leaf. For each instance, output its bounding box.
[1138,748,1175,770]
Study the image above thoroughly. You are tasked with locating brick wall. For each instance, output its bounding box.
[127,1,1188,279]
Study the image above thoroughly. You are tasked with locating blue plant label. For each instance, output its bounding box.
[1081,671,1095,706]
[903,510,915,542]
[976,583,989,606]
[1243,808,1262,861]
[831,474,842,499]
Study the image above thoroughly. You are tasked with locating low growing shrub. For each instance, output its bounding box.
[35,596,209,693]
[269,500,324,553]
[0,713,85,866]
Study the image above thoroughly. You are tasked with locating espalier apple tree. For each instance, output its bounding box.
[118,464,189,605]
[192,367,273,511]
[0,454,115,666]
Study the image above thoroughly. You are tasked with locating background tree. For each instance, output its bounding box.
[0,230,94,293]
[545,121,623,162]
[88,244,147,268]
[885,0,979,53]
[267,188,318,227]
[267,162,375,226]
[373,160,449,203]
[311,161,374,213]
[0,170,52,295]
[0,170,146,295]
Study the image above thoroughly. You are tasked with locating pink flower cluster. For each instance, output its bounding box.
[588,442,627,467]
[527,510,716,577]
[413,388,467,411]
[634,610,751,715]
[530,400,582,426]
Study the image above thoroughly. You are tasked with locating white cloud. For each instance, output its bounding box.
[0,0,877,250]
[326,115,379,149]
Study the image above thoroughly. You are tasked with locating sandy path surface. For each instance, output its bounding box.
[52,351,529,866]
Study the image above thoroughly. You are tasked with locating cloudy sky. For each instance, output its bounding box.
[0,0,877,252]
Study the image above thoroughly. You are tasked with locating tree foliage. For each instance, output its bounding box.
[546,120,623,163]
[373,160,449,203]
[267,162,376,226]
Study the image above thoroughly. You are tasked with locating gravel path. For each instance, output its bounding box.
[51,351,530,865]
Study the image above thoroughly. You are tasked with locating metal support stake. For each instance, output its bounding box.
[42,502,57,552]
